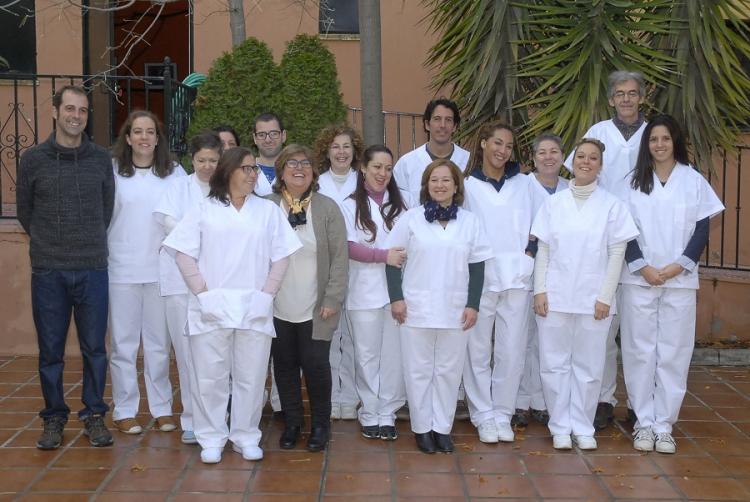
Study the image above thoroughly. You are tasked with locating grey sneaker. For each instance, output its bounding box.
[83,414,114,447]
[633,427,655,452]
[37,416,66,450]
[655,432,676,454]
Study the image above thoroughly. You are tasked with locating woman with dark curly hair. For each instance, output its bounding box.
[312,124,364,420]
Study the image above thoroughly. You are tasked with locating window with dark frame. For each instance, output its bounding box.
[0,0,36,74]
[319,0,359,35]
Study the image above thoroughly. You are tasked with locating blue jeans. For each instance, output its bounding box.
[31,267,110,419]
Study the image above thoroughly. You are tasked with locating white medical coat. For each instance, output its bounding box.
[318,169,358,206]
[620,163,724,289]
[384,206,493,329]
[531,186,638,315]
[163,195,302,337]
[393,143,470,202]
[529,173,569,197]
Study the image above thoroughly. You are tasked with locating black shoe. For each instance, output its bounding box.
[307,426,329,452]
[433,431,454,453]
[82,414,114,447]
[279,426,301,449]
[415,432,436,454]
[626,408,638,424]
[511,408,530,427]
[593,402,614,430]
[454,400,470,421]
[379,425,398,441]
[395,403,410,421]
[530,408,550,425]
[37,416,66,450]
[361,425,380,439]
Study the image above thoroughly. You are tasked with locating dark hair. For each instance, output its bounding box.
[254,112,285,132]
[190,131,223,157]
[312,123,365,173]
[351,145,406,242]
[631,114,690,195]
[112,110,174,178]
[423,98,461,133]
[272,144,320,193]
[465,122,515,176]
[212,125,240,147]
[52,85,89,110]
[420,159,465,206]
[208,146,256,205]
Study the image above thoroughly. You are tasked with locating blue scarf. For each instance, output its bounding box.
[424,200,458,223]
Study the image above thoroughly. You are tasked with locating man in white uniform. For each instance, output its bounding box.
[253,112,287,196]
[563,70,647,429]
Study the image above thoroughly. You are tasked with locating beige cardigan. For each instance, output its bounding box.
[267,192,349,341]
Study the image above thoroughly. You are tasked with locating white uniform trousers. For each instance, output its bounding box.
[516,306,546,410]
[620,285,696,434]
[164,294,194,430]
[463,289,531,426]
[599,288,622,406]
[348,306,405,427]
[401,326,467,434]
[189,328,271,449]
[330,311,359,406]
[109,282,172,420]
[537,311,612,437]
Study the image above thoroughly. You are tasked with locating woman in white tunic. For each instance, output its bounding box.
[164,147,301,464]
[341,145,410,441]
[386,159,493,454]
[268,144,349,452]
[514,133,568,428]
[313,124,364,420]
[108,110,186,435]
[153,131,222,444]
[621,115,723,454]
[532,138,638,451]
[461,123,543,444]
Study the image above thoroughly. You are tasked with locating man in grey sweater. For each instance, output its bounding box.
[16,85,115,449]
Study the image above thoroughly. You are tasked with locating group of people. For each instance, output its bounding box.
[17,69,723,464]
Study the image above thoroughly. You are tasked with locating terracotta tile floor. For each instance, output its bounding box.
[2,355,750,501]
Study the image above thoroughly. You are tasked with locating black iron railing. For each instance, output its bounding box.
[347,106,425,158]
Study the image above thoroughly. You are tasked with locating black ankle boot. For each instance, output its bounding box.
[433,432,454,453]
[307,426,329,452]
[415,432,436,454]
[279,426,301,449]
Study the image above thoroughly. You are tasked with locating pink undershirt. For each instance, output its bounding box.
[347,184,389,263]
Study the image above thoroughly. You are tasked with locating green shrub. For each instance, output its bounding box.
[277,34,347,146]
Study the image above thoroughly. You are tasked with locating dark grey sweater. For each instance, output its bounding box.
[16,133,115,269]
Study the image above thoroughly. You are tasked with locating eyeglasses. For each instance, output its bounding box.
[254,130,282,140]
[241,164,259,174]
[613,90,640,100]
[286,159,312,169]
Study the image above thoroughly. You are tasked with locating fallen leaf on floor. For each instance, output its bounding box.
[130,464,146,472]
[652,475,659,480]
[592,467,605,473]
[289,458,311,463]
[345,474,353,480]
[497,488,510,495]
[478,475,486,483]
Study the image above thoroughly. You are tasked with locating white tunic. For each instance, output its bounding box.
[564,119,646,201]
[153,173,207,296]
[163,195,302,337]
[463,174,545,292]
[254,172,273,197]
[384,206,493,329]
[529,173,569,197]
[393,143,471,202]
[341,190,412,311]
[317,170,358,206]
[531,187,638,315]
[108,163,187,284]
[621,163,724,289]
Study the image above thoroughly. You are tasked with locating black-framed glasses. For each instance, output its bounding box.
[254,130,282,140]
[241,164,260,174]
[286,159,312,169]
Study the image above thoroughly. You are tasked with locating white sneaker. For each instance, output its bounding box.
[497,422,515,442]
[477,420,499,443]
[572,435,597,450]
[553,434,573,450]
[200,447,223,464]
[330,403,342,420]
[340,404,358,420]
[655,432,676,454]
[232,443,263,461]
[633,427,655,452]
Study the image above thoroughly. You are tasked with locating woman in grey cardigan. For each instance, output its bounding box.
[267,144,349,452]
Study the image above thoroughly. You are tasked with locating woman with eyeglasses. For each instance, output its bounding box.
[313,124,365,420]
[267,144,349,452]
[164,147,301,464]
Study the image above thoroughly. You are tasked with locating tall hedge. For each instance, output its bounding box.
[277,34,347,146]
[188,38,281,146]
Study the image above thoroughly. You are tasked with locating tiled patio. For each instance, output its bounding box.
[1,355,749,501]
